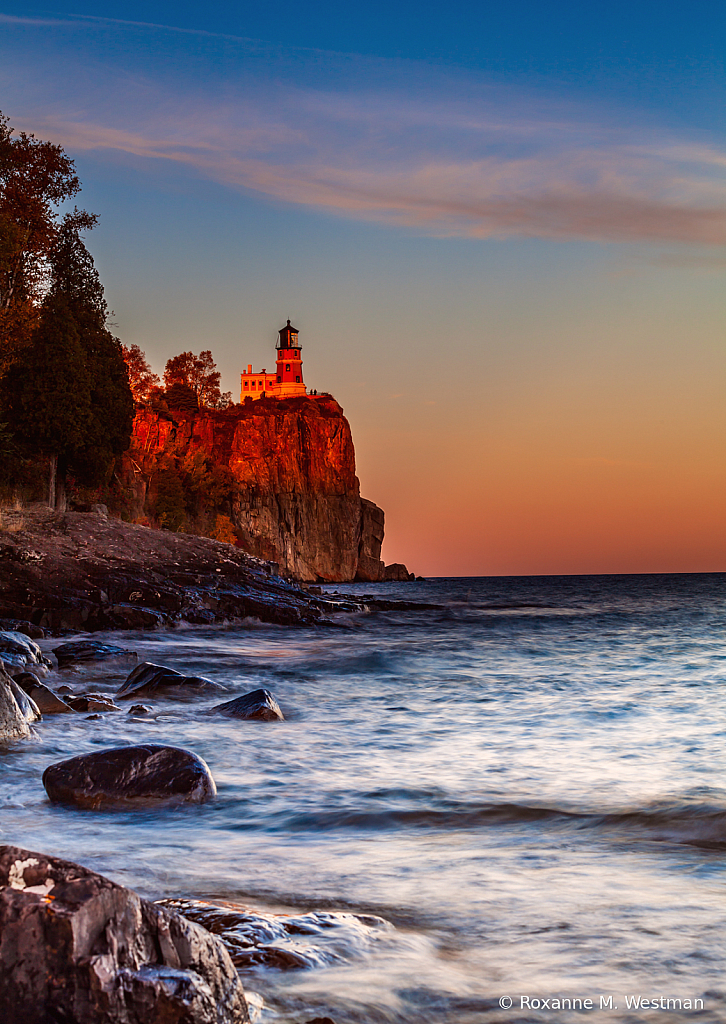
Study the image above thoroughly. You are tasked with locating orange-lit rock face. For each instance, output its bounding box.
[124,396,383,582]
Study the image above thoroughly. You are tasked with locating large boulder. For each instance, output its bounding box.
[53,640,139,669]
[117,662,227,700]
[42,745,217,809]
[211,688,284,721]
[0,669,31,742]
[0,845,251,1024]
[0,630,49,677]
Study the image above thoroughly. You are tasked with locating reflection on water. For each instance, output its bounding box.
[2,573,726,1022]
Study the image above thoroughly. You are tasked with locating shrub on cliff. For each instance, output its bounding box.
[152,465,188,532]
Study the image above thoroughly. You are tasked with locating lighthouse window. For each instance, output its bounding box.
[286,364,290,371]
[296,376,300,383]
[244,381,248,389]
[277,375,281,383]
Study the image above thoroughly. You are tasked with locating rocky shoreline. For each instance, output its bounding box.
[0,636,352,1022]
[0,505,365,632]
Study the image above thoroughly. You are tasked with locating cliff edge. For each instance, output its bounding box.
[121,396,385,582]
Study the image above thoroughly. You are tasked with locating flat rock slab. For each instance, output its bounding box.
[0,845,251,1024]
[53,640,139,669]
[212,688,284,721]
[117,661,227,699]
[42,744,217,809]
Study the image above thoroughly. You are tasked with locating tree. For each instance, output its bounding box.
[164,350,222,408]
[0,111,84,372]
[121,343,160,402]
[2,213,134,507]
[2,294,92,507]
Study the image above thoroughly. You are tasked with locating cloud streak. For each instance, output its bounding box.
[3,15,726,247]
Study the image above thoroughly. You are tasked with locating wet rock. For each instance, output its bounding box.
[7,678,41,722]
[117,662,227,700]
[162,898,389,973]
[0,669,31,742]
[15,674,75,714]
[68,693,120,713]
[0,845,251,1024]
[42,744,217,809]
[127,703,153,715]
[110,603,168,629]
[0,618,44,639]
[0,630,49,677]
[53,640,138,669]
[212,688,284,721]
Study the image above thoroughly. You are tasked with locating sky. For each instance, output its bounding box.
[1,1,724,576]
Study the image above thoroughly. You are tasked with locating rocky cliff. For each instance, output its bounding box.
[121,396,385,582]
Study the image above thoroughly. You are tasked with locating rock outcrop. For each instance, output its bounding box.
[122,397,384,581]
[0,845,250,1023]
[0,506,363,631]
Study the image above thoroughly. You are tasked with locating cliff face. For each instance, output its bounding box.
[122,396,384,582]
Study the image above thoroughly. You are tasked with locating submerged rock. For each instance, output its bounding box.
[42,744,217,809]
[0,670,31,742]
[53,640,138,669]
[117,662,227,699]
[0,630,49,677]
[15,674,75,714]
[162,897,390,972]
[0,845,251,1024]
[127,703,153,716]
[212,688,284,721]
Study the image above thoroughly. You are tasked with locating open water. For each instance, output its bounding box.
[2,573,726,1023]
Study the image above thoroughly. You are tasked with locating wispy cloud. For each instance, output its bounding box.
[3,14,726,247]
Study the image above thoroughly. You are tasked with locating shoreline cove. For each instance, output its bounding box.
[0,573,724,1022]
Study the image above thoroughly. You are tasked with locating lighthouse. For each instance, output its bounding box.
[275,320,306,398]
[240,319,308,401]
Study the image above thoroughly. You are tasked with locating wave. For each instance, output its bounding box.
[260,795,726,849]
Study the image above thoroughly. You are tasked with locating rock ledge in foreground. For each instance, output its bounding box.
[0,845,250,1024]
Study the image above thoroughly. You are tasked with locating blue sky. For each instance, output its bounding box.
[1,2,724,574]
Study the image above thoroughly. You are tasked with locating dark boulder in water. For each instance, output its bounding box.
[15,674,75,714]
[53,640,138,669]
[0,671,31,742]
[42,744,217,809]
[117,661,227,699]
[0,845,251,1024]
[212,688,284,721]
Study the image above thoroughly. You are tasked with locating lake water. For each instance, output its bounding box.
[2,573,726,1023]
